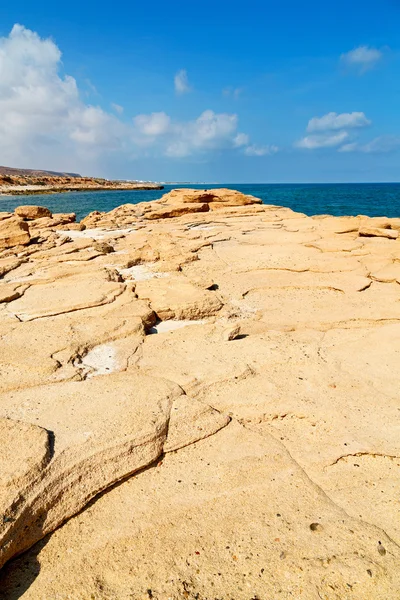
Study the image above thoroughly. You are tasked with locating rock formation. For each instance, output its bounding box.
[0,166,163,195]
[0,189,399,598]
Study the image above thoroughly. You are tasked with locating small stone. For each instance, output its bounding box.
[378,541,386,556]
[222,324,241,341]
[92,240,115,254]
[310,522,323,532]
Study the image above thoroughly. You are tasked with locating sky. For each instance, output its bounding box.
[0,0,399,182]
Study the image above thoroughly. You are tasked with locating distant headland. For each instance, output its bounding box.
[0,166,163,196]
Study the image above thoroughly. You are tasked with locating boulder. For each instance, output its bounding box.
[0,217,30,249]
[92,240,115,254]
[15,205,52,220]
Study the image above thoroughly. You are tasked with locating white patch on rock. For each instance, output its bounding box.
[188,224,216,231]
[58,228,136,240]
[79,344,119,377]
[149,319,207,334]
[119,264,169,281]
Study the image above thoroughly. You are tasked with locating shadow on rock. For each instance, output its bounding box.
[0,536,50,599]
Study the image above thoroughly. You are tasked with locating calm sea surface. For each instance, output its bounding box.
[1,183,399,221]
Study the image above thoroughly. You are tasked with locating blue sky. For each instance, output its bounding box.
[0,0,399,182]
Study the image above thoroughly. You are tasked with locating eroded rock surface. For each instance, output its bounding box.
[0,189,399,598]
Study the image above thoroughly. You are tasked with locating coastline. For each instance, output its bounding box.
[0,182,164,196]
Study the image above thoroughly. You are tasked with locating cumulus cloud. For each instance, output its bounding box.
[307,112,371,133]
[0,24,125,171]
[174,69,191,94]
[296,131,349,150]
[233,133,250,147]
[244,144,279,156]
[132,110,278,159]
[0,24,272,170]
[339,135,400,154]
[133,109,242,157]
[341,46,383,72]
[296,111,372,151]
[134,112,171,137]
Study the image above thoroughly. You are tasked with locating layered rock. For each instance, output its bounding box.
[15,205,52,220]
[0,217,30,249]
[0,189,400,598]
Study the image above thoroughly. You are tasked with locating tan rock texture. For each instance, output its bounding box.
[0,189,400,598]
[0,167,163,195]
[0,217,30,249]
[14,205,52,220]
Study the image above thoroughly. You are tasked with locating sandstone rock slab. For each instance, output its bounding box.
[0,372,183,568]
[0,217,30,249]
[15,205,52,220]
[2,422,399,599]
[135,275,223,320]
[359,226,398,239]
[6,275,125,321]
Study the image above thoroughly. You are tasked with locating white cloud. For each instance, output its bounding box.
[341,46,383,72]
[233,133,250,147]
[339,135,400,154]
[296,131,349,149]
[0,24,126,171]
[296,110,372,151]
[111,103,124,114]
[134,112,171,136]
[134,109,240,157]
[174,69,191,94]
[307,111,371,133]
[0,24,270,170]
[244,144,279,156]
[132,110,277,159]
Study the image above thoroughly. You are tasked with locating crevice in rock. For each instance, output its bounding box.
[238,419,400,551]
[327,452,400,468]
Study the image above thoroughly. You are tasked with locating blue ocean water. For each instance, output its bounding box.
[1,183,399,221]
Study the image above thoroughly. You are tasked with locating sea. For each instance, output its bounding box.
[1,183,400,221]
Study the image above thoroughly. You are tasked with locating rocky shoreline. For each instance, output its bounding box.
[0,189,399,598]
[0,169,163,196]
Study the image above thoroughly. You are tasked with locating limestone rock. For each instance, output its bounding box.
[0,282,29,303]
[0,372,183,568]
[222,323,241,341]
[15,205,52,220]
[2,422,399,599]
[159,187,262,206]
[164,395,230,452]
[0,217,30,249]
[1,190,400,599]
[359,226,398,239]
[92,240,114,254]
[29,212,76,230]
[6,274,125,321]
[0,257,23,277]
[135,275,223,320]
[144,202,209,220]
